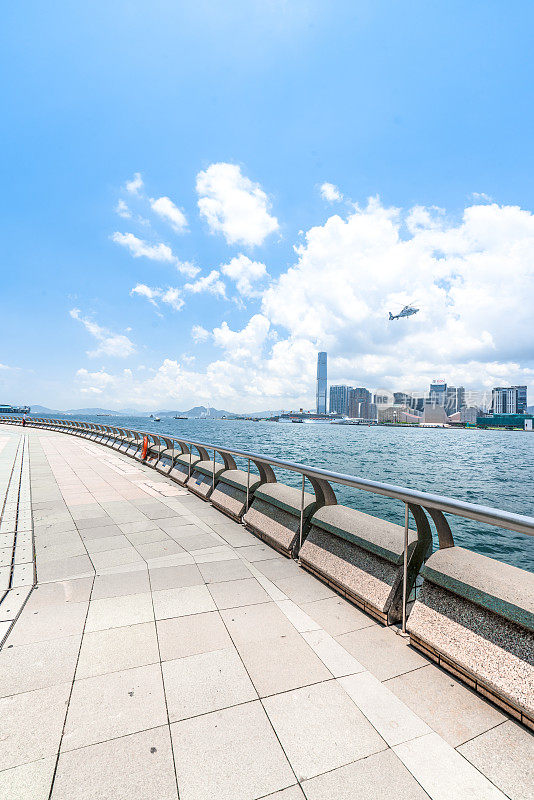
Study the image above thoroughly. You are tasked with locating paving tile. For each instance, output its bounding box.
[208,523,256,547]
[273,573,336,603]
[146,552,195,568]
[385,663,506,747]
[28,577,93,607]
[192,546,238,563]
[76,621,159,679]
[51,726,178,800]
[256,787,306,800]
[0,634,80,696]
[37,554,94,583]
[90,547,144,570]
[6,600,88,645]
[237,633,331,697]
[263,680,386,781]
[76,516,113,530]
[78,524,123,540]
[157,611,233,661]
[85,534,132,553]
[0,756,56,800]
[91,569,150,600]
[301,747,430,799]
[275,599,322,633]
[0,586,31,622]
[118,520,161,535]
[135,539,185,560]
[152,584,216,620]
[300,595,377,636]
[301,629,366,678]
[253,558,302,580]
[236,543,283,562]
[208,577,271,610]
[457,721,534,800]
[339,671,431,746]
[0,681,71,770]
[336,624,428,681]
[393,731,506,800]
[149,563,203,591]
[198,557,252,583]
[62,663,167,751]
[220,602,298,646]
[170,700,295,800]
[177,533,221,552]
[85,592,154,632]
[163,647,257,720]
[126,528,169,546]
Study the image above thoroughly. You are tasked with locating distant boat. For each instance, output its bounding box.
[154,417,161,422]
[174,416,188,419]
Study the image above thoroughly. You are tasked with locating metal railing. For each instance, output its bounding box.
[2,415,534,631]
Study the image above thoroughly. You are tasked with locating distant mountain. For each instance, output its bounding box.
[29,404,283,419]
[65,407,125,416]
[30,405,63,415]
[152,406,239,419]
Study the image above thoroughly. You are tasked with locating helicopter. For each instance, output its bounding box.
[388,304,419,321]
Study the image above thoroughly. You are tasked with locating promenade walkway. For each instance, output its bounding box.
[0,423,532,799]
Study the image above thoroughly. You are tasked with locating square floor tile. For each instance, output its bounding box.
[170,700,295,800]
[220,602,297,646]
[0,756,56,800]
[76,622,159,679]
[163,647,257,721]
[62,663,167,751]
[157,611,232,661]
[91,569,150,600]
[149,563,203,592]
[6,601,88,646]
[198,558,252,583]
[263,680,386,781]
[336,624,428,681]
[300,596,375,637]
[208,577,270,610]
[51,726,178,800]
[0,634,80,696]
[152,584,215,620]
[85,592,154,632]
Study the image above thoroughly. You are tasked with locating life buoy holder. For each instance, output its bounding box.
[141,435,148,460]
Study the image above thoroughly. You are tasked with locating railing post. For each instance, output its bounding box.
[299,474,305,553]
[402,502,409,633]
[212,449,216,492]
[245,458,251,513]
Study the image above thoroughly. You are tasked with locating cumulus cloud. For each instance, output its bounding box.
[125,172,144,195]
[191,325,210,343]
[130,284,184,312]
[112,232,175,263]
[220,254,269,298]
[69,309,136,358]
[115,199,131,219]
[320,182,343,202]
[150,196,188,233]
[112,231,199,277]
[185,270,227,298]
[77,197,534,411]
[196,163,278,246]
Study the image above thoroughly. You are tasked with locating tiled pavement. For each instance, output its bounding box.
[0,424,532,800]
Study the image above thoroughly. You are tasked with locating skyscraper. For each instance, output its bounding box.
[492,386,528,414]
[348,387,371,418]
[316,352,327,414]
[329,385,351,415]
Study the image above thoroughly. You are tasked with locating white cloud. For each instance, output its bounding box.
[112,232,199,277]
[470,192,493,203]
[112,232,175,263]
[191,325,210,343]
[69,309,136,358]
[150,196,188,233]
[212,315,270,362]
[220,254,269,297]
[185,270,227,298]
[115,199,131,218]
[130,284,184,312]
[125,172,144,195]
[320,182,343,202]
[196,162,278,246]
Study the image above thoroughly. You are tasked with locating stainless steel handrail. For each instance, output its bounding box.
[2,415,534,537]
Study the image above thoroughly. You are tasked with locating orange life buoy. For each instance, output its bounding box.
[141,435,148,460]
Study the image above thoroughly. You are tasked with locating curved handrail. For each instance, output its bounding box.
[3,416,534,537]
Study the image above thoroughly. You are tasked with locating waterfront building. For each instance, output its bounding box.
[429,379,447,405]
[329,385,352,415]
[445,386,465,415]
[492,385,528,414]
[378,405,419,423]
[393,392,413,407]
[460,406,478,423]
[348,387,371,418]
[478,412,534,429]
[316,352,327,414]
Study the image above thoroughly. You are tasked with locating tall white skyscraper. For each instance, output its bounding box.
[316,352,327,413]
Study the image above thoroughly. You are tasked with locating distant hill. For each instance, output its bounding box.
[30,405,63,415]
[65,407,125,416]
[29,404,283,419]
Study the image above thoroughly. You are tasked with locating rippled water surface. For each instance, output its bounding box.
[70,415,534,572]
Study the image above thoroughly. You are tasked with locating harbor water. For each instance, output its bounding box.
[62,415,534,572]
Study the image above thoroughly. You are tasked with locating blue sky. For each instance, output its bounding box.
[2,1,533,411]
